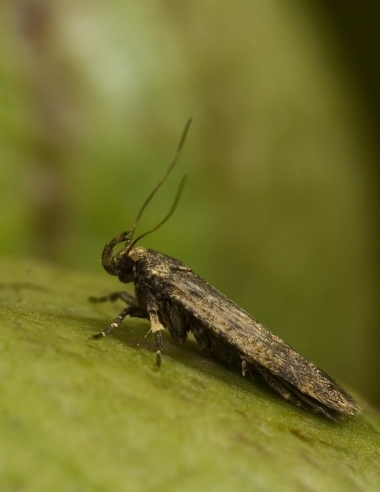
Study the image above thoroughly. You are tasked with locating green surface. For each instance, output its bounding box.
[0,0,379,407]
[0,255,379,492]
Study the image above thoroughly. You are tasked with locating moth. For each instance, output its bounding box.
[90,119,360,421]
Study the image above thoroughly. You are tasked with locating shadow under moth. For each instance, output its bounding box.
[90,119,360,422]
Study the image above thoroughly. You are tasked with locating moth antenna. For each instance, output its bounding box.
[128,118,192,242]
[127,175,187,251]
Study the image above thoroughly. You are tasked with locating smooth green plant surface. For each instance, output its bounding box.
[0,255,379,492]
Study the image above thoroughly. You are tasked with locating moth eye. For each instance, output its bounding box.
[119,256,135,274]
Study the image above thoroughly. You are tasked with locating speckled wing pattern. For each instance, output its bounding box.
[163,258,360,421]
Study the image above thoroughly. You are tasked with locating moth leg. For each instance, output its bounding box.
[241,358,256,381]
[145,294,166,368]
[242,359,248,376]
[91,305,148,339]
[154,331,162,369]
[89,291,138,306]
[146,310,165,369]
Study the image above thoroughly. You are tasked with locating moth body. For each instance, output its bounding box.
[89,119,360,421]
[91,242,361,422]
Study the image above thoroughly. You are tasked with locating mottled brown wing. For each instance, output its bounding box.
[167,265,360,418]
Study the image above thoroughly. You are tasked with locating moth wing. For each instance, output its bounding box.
[168,266,360,418]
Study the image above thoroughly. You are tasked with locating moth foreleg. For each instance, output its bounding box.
[91,305,148,339]
[89,291,138,306]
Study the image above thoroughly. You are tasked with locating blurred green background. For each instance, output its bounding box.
[0,1,379,405]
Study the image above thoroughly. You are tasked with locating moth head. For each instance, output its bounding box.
[101,231,136,283]
[100,118,192,283]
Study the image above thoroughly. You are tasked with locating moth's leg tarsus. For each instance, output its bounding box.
[89,295,108,303]
[89,291,137,306]
[154,331,162,369]
[90,305,148,339]
[242,359,248,376]
[148,314,165,368]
